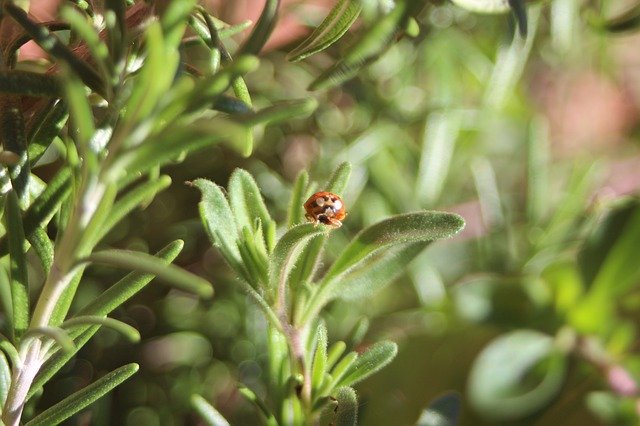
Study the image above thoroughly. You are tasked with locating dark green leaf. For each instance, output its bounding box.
[468,330,567,421]
[27,100,68,166]
[235,98,318,126]
[3,2,105,96]
[25,363,139,426]
[86,248,213,298]
[508,0,528,36]
[191,394,230,426]
[29,227,54,274]
[1,97,30,207]
[0,71,61,97]
[238,0,280,55]
[417,392,462,426]
[336,341,397,388]
[5,191,29,338]
[287,0,361,62]
[334,386,358,426]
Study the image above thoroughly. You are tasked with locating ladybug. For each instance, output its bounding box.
[303,191,346,228]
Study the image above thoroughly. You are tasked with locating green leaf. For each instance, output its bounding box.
[1,97,30,207]
[579,201,640,294]
[62,316,140,342]
[27,100,68,166]
[86,248,213,298]
[287,170,309,228]
[325,161,351,195]
[468,330,567,421]
[309,1,413,90]
[336,341,397,388]
[5,191,29,338]
[61,66,96,158]
[268,223,327,294]
[235,98,318,126]
[3,2,105,96]
[25,363,139,426]
[30,226,54,274]
[193,179,242,268]
[590,3,640,33]
[0,71,61,97]
[334,386,358,426]
[228,169,277,252]
[287,0,361,62]
[237,0,280,55]
[0,350,11,409]
[191,394,231,426]
[416,392,462,426]
[238,385,278,425]
[188,14,252,43]
[326,341,347,371]
[325,212,464,282]
[331,242,427,301]
[288,234,325,295]
[311,321,329,393]
[160,0,198,48]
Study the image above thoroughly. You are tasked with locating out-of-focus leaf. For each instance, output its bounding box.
[191,394,231,426]
[5,191,29,338]
[61,66,96,161]
[417,392,462,426]
[590,4,640,33]
[334,386,358,426]
[0,71,61,97]
[578,200,640,292]
[238,386,278,425]
[468,330,567,421]
[450,0,511,13]
[188,14,252,43]
[3,2,105,96]
[228,169,276,252]
[86,249,213,298]
[234,98,318,126]
[309,1,413,90]
[160,0,199,49]
[25,363,139,426]
[509,0,528,36]
[336,341,397,388]
[27,100,68,166]
[287,0,362,62]
[237,0,280,55]
[327,341,347,371]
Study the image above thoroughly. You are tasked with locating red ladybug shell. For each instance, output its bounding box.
[303,191,346,227]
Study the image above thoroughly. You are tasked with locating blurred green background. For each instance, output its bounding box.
[29,0,640,424]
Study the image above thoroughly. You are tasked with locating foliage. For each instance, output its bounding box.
[0,0,639,425]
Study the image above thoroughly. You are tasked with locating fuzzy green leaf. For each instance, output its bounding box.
[62,316,140,342]
[417,392,462,426]
[334,386,358,426]
[25,363,139,426]
[288,234,325,293]
[468,330,567,421]
[287,170,309,228]
[5,191,29,338]
[228,169,277,252]
[193,179,242,268]
[287,0,361,62]
[30,227,54,274]
[325,161,352,195]
[324,212,464,285]
[86,249,213,298]
[336,341,397,388]
[311,322,329,393]
[268,223,327,293]
[191,394,231,426]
